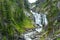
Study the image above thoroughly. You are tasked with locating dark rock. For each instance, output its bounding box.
[57,16,60,22]
[18,37,25,40]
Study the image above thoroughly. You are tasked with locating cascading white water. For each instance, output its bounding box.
[23,0,48,40]
[31,10,42,27]
[42,14,48,26]
[23,10,48,40]
[28,0,37,3]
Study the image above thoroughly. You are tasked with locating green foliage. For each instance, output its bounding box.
[41,0,60,38]
[0,0,34,39]
[2,36,7,40]
[57,37,60,40]
[24,0,30,11]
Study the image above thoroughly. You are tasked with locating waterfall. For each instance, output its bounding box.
[42,14,48,26]
[23,10,48,40]
[31,10,42,27]
[23,0,48,40]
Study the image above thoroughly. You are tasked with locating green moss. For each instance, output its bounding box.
[40,37,45,40]
[2,36,7,40]
[57,37,60,40]
[23,17,34,29]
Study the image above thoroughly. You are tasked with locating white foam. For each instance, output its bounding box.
[35,28,42,33]
[28,0,37,3]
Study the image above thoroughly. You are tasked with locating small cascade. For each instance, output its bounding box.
[22,0,48,40]
[22,10,48,40]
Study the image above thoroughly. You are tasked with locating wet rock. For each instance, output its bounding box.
[57,16,60,22]
[18,37,25,40]
[57,1,60,9]
[0,33,3,40]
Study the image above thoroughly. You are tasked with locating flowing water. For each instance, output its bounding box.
[22,0,48,40]
[23,10,48,40]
